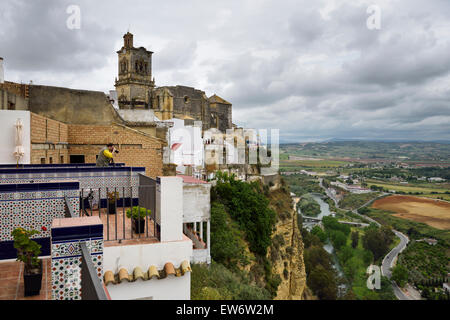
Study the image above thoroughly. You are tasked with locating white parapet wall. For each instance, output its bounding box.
[0,110,30,164]
[103,237,193,300]
[157,176,184,242]
[183,182,211,223]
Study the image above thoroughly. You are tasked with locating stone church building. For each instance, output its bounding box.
[114,32,232,133]
[0,32,234,176]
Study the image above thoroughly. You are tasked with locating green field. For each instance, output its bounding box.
[364,208,450,245]
[366,180,450,200]
[281,141,450,162]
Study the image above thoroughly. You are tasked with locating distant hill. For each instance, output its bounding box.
[280,141,450,162]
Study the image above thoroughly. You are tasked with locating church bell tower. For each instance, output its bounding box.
[115,32,155,109]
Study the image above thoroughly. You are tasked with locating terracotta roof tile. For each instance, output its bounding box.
[164,262,176,277]
[104,271,115,286]
[133,266,145,281]
[148,265,160,279]
[104,261,192,286]
[178,175,208,184]
[118,267,130,282]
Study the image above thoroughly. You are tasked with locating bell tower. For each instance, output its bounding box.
[124,32,133,48]
[115,32,155,109]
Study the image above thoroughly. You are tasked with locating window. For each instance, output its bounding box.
[184,96,190,104]
[60,156,64,164]
[49,157,53,164]
[40,158,46,164]
[70,155,85,164]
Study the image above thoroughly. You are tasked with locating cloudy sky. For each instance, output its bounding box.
[1,0,450,142]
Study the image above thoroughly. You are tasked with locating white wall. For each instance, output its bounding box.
[103,239,193,300]
[103,239,193,272]
[106,273,190,300]
[0,110,30,164]
[183,183,211,222]
[157,176,184,242]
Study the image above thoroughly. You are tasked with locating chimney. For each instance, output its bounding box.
[0,57,4,84]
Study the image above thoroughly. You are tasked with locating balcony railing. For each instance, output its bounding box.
[78,179,160,243]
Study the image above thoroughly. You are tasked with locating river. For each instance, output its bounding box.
[297,193,347,294]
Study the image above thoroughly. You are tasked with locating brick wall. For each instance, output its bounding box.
[30,113,69,164]
[68,123,164,178]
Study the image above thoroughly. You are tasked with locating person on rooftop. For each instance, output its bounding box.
[96,143,118,167]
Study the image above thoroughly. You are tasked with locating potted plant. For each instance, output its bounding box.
[126,207,151,234]
[107,191,119,214]
[11,227,45,296]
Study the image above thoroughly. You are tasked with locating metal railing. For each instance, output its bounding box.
[79,182,160,243]
[63,196,108,300]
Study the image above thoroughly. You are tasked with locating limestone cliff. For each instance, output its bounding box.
[267,185,308,300]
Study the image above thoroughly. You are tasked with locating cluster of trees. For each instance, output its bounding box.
[391,264,409,287]
[362,225,394,261]
[301,227,339,300]
[397,241,449,285]
[322,216,351,250]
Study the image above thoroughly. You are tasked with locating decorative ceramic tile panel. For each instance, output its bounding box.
[0,194,79,241]
[51,237,103,300]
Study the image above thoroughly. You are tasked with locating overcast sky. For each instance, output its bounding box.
[1,0,449,142]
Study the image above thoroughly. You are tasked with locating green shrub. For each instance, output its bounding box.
[126,206,151,219]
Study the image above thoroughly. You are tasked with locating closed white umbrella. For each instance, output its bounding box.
[13,118,25,167]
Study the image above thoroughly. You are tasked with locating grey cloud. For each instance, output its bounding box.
[1,0,449,142]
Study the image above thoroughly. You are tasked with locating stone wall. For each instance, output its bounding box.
[29,85,122,125]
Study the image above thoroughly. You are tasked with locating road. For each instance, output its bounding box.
[319,179,418,300]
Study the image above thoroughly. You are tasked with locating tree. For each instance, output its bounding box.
[392,264,409,288]
[338,245,353,264]
[307,264,338,300]
[330,230,347,250]
[344,257,362,282]
[362,227,392,261]
[351,231,359,248]
[304,245,333,274]
[311,226,327,243]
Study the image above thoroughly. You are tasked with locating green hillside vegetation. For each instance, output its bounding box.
[191,262,271,300]
[281,141,450,162]
[192,171,280,300]
[338,192,381,211]
[397,241,449,284]
[283,174,324,196]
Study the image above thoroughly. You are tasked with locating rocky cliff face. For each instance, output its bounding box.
[267,185,308,300]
